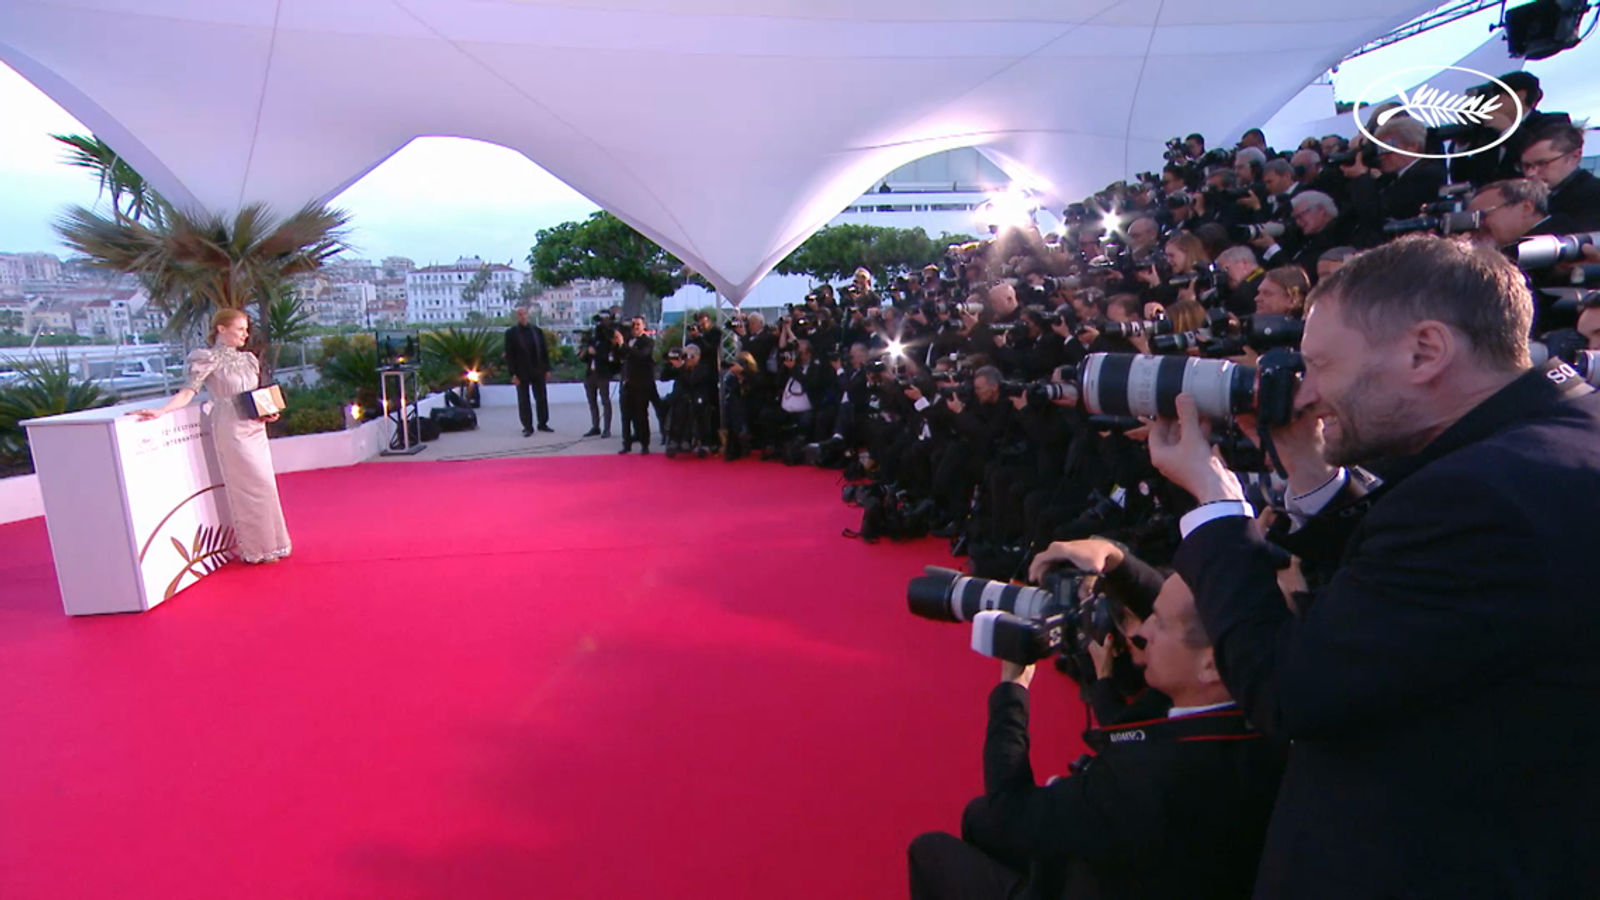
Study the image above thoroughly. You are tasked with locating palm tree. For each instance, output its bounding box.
[55,202,351,381]
[51,134,164,226]
[263,285,317,375]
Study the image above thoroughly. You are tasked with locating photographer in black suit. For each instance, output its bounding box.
[578,314,619,438]
[504,306,552,436]
[612,316,656,454]
[907,572,1285,900]
[1148,236,1600,899]
[1345,117,1446,246]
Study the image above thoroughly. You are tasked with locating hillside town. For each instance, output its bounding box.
[0,250,628,342]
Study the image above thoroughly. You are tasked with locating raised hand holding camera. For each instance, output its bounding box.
[1147,393,1247,505]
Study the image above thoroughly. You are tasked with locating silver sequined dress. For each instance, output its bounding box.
[185,345,292,563]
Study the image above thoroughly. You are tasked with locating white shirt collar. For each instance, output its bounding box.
[1168,701,1236,719]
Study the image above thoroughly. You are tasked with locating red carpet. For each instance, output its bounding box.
[0,456,1088,900]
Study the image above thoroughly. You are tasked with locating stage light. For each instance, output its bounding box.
[465,369,481,383]
[348,403,362,420]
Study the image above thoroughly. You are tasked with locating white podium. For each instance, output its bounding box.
[23,401,234,616]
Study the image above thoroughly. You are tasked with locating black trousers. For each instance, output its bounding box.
[585,373,613,432]
[514,375,549,430]
[907,832,1024,900]
[621,384,652,448]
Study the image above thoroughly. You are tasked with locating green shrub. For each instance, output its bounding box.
[0,354,118,474]
[278,405,345,436]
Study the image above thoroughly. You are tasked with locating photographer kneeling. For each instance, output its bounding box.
[1029,538,1172,725]
[1147,235,1600,898]
[907,572,1285,900]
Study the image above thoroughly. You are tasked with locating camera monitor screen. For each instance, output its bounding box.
[376,330,420,369]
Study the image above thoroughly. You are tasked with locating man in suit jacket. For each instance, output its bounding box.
[1147,235,1600,899]
[612,315,656,454]
[1519,122,1600,232]
[908,572,1285,900]
[504,306,551,436]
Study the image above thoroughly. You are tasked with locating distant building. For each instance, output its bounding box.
[366,295,408,327]
[82,290,138,340]
[381,256,416,279]
[405,257,526,324]
[0,253,64,285]
[319,281,376,327]
[324,258,381,284]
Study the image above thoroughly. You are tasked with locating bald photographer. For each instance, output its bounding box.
[1147,235,1600,899]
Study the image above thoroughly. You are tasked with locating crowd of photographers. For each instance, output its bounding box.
[606,69,1598,900]
[889,73,1600,900]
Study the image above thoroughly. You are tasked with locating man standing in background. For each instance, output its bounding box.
[505,306,552,436]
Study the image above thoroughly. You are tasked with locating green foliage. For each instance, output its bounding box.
[527,211,688,320]
[0,354,118,473]
[774,224,967,285]
[420,326,502,393]
[277,382,357,437]
[0,331,90,348]
[263,287,316,375]
[50,133,164,226]
[317,334,379,410]
[0,309,23,333]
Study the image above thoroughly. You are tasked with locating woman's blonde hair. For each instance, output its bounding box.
[210,308,249,345]
[1264,266,1311,316]
[1166,299,1207,333]
[1165,232,1210,268]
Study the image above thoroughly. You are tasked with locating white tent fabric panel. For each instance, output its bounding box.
[0,0,1440,300]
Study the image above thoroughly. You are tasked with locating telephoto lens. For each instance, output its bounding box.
[1516,232,1600,269]
[1079,353,1256,420]
[1530,343,1600,387]
[907,567,1062,623]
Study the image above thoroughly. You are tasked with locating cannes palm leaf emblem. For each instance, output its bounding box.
[1376,84,1502,129]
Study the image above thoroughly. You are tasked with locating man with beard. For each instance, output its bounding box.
[1147,235,1600,899]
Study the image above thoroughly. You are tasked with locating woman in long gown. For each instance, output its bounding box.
[133,308,292,564]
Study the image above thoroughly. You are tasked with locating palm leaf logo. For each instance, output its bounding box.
[1377,84,1502,129]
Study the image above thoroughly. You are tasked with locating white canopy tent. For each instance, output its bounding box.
[0,0,1440,302]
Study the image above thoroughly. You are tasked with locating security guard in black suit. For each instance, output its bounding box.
[1148,236,1600,899]
[908,573,1285,900]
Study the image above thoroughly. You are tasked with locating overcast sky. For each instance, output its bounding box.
[2,7,1590,266]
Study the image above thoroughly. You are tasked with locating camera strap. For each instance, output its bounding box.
[1087,707,1262,752]
[1257,424,1291,481]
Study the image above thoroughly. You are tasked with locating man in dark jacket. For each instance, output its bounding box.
[578,316,619,438]
[611,316,656,454]
[1519,122,1600,232]
[907,572,1285,900]
[504,306,551,436]
[1148,236,1600,899]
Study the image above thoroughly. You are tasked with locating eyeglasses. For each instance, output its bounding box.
[1519,151,1575,174]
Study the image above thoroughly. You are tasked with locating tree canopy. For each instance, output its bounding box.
[527,211,688,321]
[773,224,975,285]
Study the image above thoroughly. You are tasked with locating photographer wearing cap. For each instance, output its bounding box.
[907,572,1284,900]
[1146,235,1600,898]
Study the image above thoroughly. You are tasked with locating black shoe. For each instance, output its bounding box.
[665,445,677,459]
[640,445,651,455]
[695,447,709,459]
[583,427,601,437]
[522,428,534,437]
[537,425,554,433]
[618,446,632,454]
[930,521,961,539]
[601,429,611,439]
